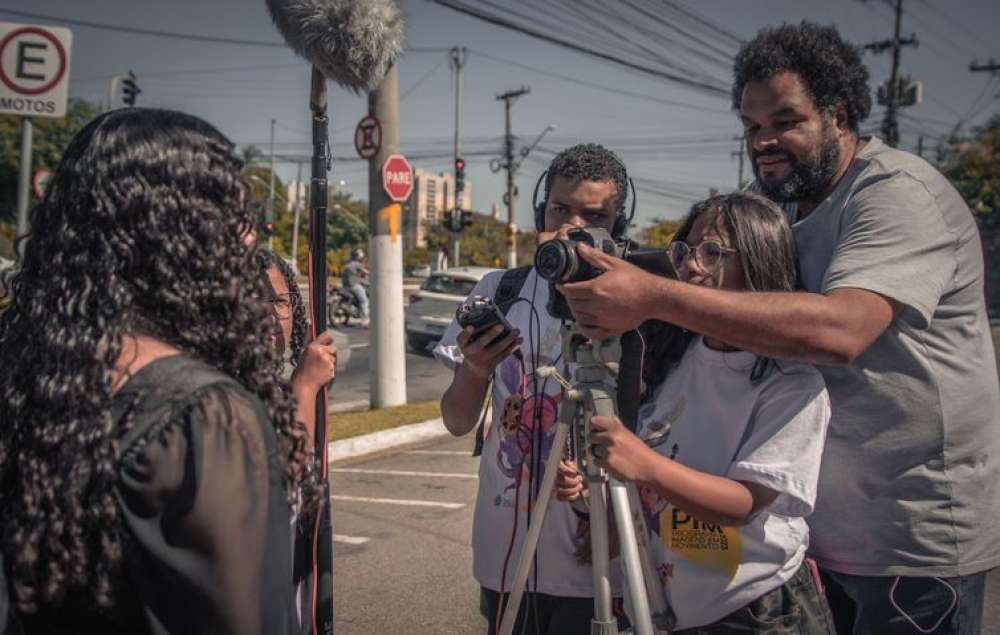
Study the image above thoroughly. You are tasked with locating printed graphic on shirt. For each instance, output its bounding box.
[635,401,743,583]
[492,351,564,505]
[660,505,742,580]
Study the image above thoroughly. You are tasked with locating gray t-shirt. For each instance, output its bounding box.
[779,137,1000,576]
[341,260,364,287]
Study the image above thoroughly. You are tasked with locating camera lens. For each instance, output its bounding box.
[535,240,577,282]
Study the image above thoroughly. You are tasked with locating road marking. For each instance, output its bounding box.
[333,534,371,545]
[406,450,469,456]
[331,468,477,480]
[349,343,369,350]
[332,495,465,509]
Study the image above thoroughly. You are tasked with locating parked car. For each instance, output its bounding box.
[404,266,498,353]
[406,264,432,278]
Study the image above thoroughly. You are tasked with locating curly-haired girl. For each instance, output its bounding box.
[0,108,314,634]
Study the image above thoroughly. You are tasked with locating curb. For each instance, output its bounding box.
[329,398,369,414]
[327,417,450,463]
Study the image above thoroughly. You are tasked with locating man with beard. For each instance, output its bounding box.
[555,22,999,634]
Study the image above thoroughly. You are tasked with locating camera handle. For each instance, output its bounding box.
[498,325,675,635]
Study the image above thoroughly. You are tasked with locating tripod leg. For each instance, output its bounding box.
[623,482,675,632]
[586,477,618,635]
[497,420,570,635]
[608,479,656,635]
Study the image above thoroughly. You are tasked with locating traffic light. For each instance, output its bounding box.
[455,157,465,192]
[442,210,453,230]
[460,209,473,229]
[122,70,141,107]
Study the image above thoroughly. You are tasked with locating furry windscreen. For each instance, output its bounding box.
[266,0,405,91]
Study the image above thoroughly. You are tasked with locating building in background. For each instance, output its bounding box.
[286,180,308,212]
[404,168,473,249]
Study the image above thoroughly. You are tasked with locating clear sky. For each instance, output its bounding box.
[2,0,998,230]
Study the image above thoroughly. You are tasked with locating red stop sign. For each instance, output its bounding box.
[382,154,414,202]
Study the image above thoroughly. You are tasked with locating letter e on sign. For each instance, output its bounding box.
[0,22,72,118]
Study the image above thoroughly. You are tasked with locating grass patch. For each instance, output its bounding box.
[326,399,441,442]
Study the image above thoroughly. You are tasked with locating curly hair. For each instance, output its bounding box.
[0,108,316,613]
[257,249,309,364]
[732,21,872,132]
[543,143,629,215]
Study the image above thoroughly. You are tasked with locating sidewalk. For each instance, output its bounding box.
[327,416,450,463]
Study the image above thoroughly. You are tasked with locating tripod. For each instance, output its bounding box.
[498,324,675,635]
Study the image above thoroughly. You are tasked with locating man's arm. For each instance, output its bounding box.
[560,244,896,365]
[441,363,492,436]
[440,325,521,436]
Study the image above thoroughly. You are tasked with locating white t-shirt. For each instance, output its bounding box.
[634,337,830,629]
[434,268,621,597]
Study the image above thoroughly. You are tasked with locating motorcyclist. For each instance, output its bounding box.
[340,248,370,327]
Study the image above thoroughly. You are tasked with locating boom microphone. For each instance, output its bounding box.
[265,0,405,91]
[264,2,404,634]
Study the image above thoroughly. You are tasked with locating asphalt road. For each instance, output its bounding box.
[328,322,453,409]
[331,434,482,634]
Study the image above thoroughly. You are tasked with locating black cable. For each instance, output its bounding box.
[427,0,729,98]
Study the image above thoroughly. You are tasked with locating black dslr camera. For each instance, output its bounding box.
[456,296,514,343]
[534,226,678,320]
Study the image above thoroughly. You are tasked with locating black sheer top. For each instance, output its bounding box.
[5,355,298,635]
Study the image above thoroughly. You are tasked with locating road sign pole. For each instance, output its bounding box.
[15,117,32,245]
[368,64,407,408]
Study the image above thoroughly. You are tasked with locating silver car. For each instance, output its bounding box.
[405,266,498,353]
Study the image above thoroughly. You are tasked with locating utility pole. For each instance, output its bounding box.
[267,118,276,250]
[731,134,746,189]
[290,159,304,273]
[496,87,530,268]
[451,46,466,268]
[863,0,918,147]
[15,119,32,246]
[368,64,407,407]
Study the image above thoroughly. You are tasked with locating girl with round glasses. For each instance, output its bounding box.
[558,192,836,632]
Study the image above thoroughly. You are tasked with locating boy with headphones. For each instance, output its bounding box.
[434,144,634,633]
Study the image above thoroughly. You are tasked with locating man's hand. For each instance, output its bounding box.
[558,244,664,340]
[457,324,522,379]
[291,330,337,393]
[588,415,656,483]
[556,460,586,502]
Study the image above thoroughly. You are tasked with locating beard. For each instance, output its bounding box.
[754,128,841,203]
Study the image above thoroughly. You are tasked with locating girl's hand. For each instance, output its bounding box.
[292,330,337,394]
[588,415,655,483]
[556,460,586,502]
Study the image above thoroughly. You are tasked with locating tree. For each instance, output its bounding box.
[0,99,102,224]
[418,211,538,269]
[947,114,1000,314]
[640,217,683,247]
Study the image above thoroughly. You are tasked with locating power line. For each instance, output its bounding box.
[467,49,731,115]
[427,0,729,98]
[0,8,288,47]
[0,8,450,54]
[400,56,450,100]
[913,0,995,54]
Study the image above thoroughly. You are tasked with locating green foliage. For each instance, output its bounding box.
[270,190,370,276]
[947,114,1000,314]
[640,217,683,247]
[416,211,537,268]
[0,99,102,223]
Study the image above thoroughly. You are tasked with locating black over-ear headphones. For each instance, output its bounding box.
[532,165,637,240]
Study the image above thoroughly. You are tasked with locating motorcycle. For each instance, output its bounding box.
[328,283,368,326]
